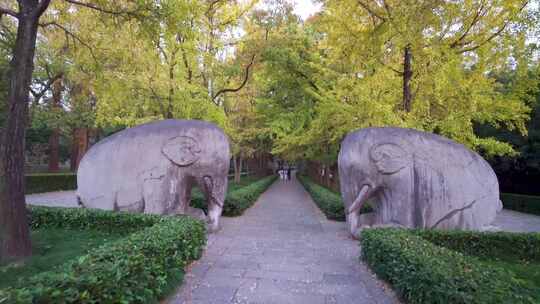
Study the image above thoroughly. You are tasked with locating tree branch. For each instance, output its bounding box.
[31,73,63,102]
[357,1,386,21]
[62,0,139,16]
[39,21,98,61]
[0,6,18,18]
[450,0,485,48]
[455,1,529,53]
[212,54,256,102]
[32,0,52,18]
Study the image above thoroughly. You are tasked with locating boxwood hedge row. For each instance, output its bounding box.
[361,228,536,304]
[25,173,77,194]
[416,229,540,261]
[2,206,206,304]
[297,175,345,221]
[501,193,540,215]
[297,175,373,221]
[223,175,277,216]
[190,175,277,216]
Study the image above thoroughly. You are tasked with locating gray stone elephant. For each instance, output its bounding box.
[77,119,230,232]
[338,127,502,239]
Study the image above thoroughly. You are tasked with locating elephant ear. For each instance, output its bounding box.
[162,136,202,166]
[369,143,409,174]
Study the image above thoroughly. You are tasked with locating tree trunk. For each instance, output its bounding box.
[70,128,79,171]
[47,77,62,172]
[0,3,45,261]
[402,45,413,112]
[233,155,242,183]
[70,128,88,171]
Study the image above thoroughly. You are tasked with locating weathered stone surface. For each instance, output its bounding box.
[338,127,502,238]
[77,119,230,231]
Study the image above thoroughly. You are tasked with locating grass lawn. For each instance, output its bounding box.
[0,228,125,289]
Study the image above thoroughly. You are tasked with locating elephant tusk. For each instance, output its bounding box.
[212,197,224,208]
[348,184,371,214]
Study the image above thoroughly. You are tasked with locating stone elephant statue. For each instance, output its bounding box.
[77,119,230,232]
[338,127,502,239]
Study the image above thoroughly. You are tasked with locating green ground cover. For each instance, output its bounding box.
[190,175,277,216]
[297,175,372,221]
[25,173,77,194]
[362,228,540,304]
[0,228,125,290]
[1,207,206,303]
[501,193,540,215]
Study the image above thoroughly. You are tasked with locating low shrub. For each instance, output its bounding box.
[223,175,277,216]
[28,205,161,233]
[189,175,277,215]
[2,207,206,303]
[416,229,540,261]
[297,175,373,221]
[501,193,540,215]
[297,175,345,221]
[25,173,77,194]
[361,228,536,304]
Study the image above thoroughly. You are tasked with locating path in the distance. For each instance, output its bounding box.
[165,176,399,304]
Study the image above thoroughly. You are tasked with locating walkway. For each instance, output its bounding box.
[165,177,399,304]
[26,190,540,234]
[26,181,540,304]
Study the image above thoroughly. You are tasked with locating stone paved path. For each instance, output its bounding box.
[25,181,540,304]
[26,190,79,208]
[165,177,399,304]
[25,189,540,234]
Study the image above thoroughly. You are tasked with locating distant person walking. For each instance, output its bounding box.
[287,167,291,181]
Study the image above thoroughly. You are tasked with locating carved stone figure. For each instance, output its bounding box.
[338,127,502,239]
[77,119,230,232]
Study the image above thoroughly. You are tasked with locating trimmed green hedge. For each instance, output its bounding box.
[25,173,77,194]
[361,229,536,304]
[190,175,277,216]
[28,206,160,233]
[2,206,206,303]
[502,193,540,215]
[297,175,345,221]
[223,175,277,216]
[297,175,373,221]
[417,229,540,261]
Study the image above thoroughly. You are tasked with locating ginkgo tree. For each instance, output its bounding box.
[317,0,537,155]
[0,0,152,262]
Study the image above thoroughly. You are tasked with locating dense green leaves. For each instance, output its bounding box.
[3,206,206,303]
[298,175,373,221]
[361,228,537,304]
[501,193,540,215]
[297,175,345,221]
[223,175,277,216]
[25,173,77,194]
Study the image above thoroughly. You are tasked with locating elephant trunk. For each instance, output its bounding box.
[348,184,372,214]
[347,184,373,239]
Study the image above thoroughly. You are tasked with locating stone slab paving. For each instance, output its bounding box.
[25,184,540,304]
[26,190,79,208]
[165,177,400,304]
[25,189,540,234]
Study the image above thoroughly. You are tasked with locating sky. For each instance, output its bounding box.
[290,0,322,20]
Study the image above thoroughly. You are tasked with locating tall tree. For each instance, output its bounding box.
[0,0,52,261]
[316,0,536,155]
[0,0,145,262]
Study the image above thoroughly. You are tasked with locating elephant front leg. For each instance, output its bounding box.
[202,175,226,233]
